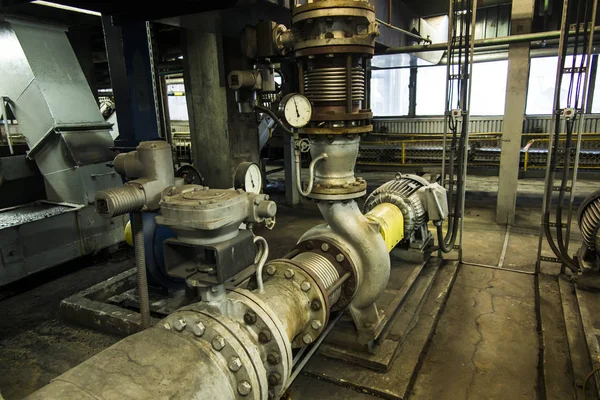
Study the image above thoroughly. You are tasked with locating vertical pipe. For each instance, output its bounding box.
[0,97,13,155]
[401,142,406,164]
[132,212,151,328]
[440,0,454,191]
[524,150,529,171]
[458,0,478,263]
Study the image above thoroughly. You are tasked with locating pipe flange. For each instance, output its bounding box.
[227,290,292,400]
[299,124,373,135]
[161,310,265,399]
[260,259,330,348]
[293,238,358,311]
[310,177,367,196]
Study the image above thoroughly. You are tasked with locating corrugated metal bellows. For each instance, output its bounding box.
[579,189,600,253]
[304,67,365,103]
[363,174,429,237]
[292,252,341,303]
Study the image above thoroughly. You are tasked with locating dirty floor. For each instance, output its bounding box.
[0,179,596,399]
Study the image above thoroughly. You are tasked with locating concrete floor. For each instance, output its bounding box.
[0,177,598,399]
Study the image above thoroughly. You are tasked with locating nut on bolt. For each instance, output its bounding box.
[237,381,252,396]
[212,335,226,351]
[259,330,272,343]
[321,243,330,252]
[244,310,257,325]
[311,320,323,330]
[336,254,345,262]
[302,334,313,344]
[266,265,277,275]
[301,281,311,292]
[192,321,206,337]
[284,269,295,279]
[267,351,281,365]
[228,357,242,372]
[310,299,322,310]
[268,372,281,386]
[173,317,187,332]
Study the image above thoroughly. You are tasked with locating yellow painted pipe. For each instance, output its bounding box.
[366,203,404,252]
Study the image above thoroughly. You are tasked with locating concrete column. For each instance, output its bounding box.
[182,30,260,189]
[496,0,535,225]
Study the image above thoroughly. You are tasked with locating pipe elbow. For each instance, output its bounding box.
[300,202,390,310]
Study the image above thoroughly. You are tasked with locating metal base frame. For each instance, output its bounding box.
[303,259,459,399]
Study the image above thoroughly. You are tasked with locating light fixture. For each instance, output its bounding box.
[31,1,101,17]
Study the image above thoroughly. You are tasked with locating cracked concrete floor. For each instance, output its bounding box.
[410,265,538,399]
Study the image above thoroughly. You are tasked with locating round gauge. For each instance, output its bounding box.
[279,93,312,128]
[234,162,263,194]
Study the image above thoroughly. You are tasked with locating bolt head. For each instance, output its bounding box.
[192,321,206,337]
[311,320,323,330]
[259,330,272,343]
[267,351,281,365]
[301,281,311,292]
[173,317,187,332]
[321,243,330,252]
[212,335,226,351]
[228,356,242,372]
[303,334,313,344]
[266,265,277,276]
[305,241,314,250]
[268,372,281,386]
[237,381,252,396]
[335,254,345,262]
[244,310,257,325]
[163,322,171,330]
[284,269,295,279]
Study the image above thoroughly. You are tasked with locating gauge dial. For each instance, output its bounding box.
[234,162,263,194]
[280,93,312,128]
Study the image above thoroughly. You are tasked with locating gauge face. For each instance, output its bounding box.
[281,93,312,128]
[235,162,262,194]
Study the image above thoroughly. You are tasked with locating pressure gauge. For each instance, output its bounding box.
[234,162,263,194]
[279,93,312,128]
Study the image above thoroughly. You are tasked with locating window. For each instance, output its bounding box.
[526,56,586,114]
[371,69,410,116]
[470,60,508,115]
[416,65,446,115]
[167,83,189,121]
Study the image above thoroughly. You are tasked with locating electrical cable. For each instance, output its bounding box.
[583,365,600,400]
[439,0,472,253]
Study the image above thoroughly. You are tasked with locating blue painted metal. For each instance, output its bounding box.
[102,16,160,149]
